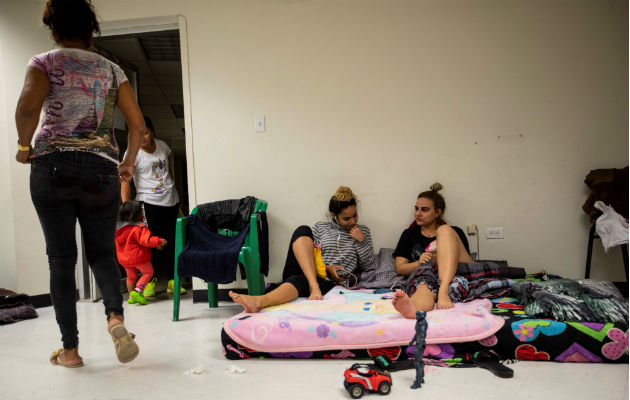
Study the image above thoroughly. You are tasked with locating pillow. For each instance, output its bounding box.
[358,248,406,289]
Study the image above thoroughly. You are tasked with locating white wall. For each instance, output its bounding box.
[1,0,627,295]
[1,0,54,293]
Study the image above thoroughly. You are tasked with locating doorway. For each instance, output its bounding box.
[94,29,189,214]
[77,16,194,300]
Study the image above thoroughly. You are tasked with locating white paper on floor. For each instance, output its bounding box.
[185,364,204,374]
[225,365,246,374]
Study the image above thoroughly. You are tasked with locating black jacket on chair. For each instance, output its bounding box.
[177,214,249,284]
[197,196,257,232]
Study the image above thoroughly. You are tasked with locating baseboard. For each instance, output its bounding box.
[192,288,246,303]
[29,290,79,309]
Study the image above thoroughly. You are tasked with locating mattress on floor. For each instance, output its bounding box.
[223,287,504,358]
[222,291,629,364]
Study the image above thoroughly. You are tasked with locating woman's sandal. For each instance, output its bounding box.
[109,324,139,363]
[50,349,84,368]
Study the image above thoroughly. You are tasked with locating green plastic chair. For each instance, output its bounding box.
[172,199,268,321]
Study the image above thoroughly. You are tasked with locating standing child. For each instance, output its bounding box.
[116,200,167,305]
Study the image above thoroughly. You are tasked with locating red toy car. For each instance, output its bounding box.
[343,363,392,398]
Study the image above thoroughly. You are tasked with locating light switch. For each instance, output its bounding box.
[255,115,265,132]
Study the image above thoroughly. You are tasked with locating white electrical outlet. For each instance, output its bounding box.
[486,227,504,239]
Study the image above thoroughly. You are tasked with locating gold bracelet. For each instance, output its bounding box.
[17,142,31,152]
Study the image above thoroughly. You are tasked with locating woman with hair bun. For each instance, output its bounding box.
[14,0,144,366]
[230,186,376,313]
[391,183,472,318]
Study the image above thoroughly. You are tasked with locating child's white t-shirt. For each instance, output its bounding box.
[131,139,179,207]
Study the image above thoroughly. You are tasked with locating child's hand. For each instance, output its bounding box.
[161,239,168,246]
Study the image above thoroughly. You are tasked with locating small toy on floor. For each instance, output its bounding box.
[343,363,392,398]
[409,310,427,389]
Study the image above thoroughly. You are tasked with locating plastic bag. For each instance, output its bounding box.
[594,201,629,252]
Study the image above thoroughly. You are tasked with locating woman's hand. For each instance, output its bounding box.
[308,286,323,300]
[15,149,31,164]
[349,226,365,242]
[418,252,433,265]
[118,159,135,183]
[326,265,347,283]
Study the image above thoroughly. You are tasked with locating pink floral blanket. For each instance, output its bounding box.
[224,287,505,353]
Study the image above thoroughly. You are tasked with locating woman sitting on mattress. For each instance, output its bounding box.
[230,186,376,313]
[391,183,473,318]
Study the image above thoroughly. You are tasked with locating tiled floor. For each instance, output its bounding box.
[2,295,628,400]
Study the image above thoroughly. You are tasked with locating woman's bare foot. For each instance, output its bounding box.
[392,290,417,319]
[229,291,263,313]
[436,291,454,310]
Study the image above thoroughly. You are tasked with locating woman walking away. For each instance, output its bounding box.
[15,0,145,366]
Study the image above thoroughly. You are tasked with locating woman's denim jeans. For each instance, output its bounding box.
[30,151,123,349]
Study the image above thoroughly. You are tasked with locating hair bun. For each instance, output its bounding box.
[429,182,443,192]
[333,186,355,202]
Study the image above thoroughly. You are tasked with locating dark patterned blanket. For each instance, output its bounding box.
[511,279,628,325]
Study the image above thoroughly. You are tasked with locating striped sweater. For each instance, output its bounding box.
[312,221,376,280]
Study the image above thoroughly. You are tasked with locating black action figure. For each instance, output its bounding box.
[409,310,427,389]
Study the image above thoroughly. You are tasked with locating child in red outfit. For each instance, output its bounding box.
[115,201,166,305]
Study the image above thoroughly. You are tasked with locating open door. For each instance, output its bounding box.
[77,16,196,300]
